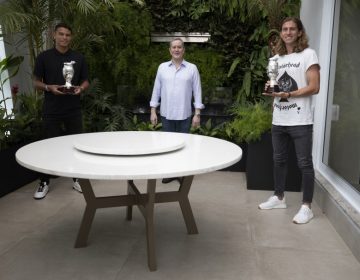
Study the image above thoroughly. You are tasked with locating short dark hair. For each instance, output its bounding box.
[54,23,72,34]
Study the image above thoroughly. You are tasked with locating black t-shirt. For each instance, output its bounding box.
[34,48,89,118]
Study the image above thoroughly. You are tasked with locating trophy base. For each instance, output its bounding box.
[267,85,280,93]
[267,85,289,102]
[279,98,289,102]
[58,86,76,94]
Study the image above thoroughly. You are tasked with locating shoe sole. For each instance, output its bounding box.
[258,204,287,210]
[293,216,314,224]
[33,191,49,200]
[34,196,47,200]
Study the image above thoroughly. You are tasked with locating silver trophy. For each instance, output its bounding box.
[266,57,288,102]
[266,57,280,93]
[59,61,76,94]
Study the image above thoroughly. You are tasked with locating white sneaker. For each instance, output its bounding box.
[73,179,82,193]
[33,182,49,199]
[293,205,314,224]
[258,195,287,210]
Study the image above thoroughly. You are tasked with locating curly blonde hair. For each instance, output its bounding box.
[274,17,309,56]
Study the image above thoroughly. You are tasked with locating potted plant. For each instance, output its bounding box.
[0,55,42,197]
[0,90,44,197]
[227,101,301,191]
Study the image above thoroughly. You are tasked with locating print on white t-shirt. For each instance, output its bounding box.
[272,48,319,126]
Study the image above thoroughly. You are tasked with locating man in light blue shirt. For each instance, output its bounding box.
[150,38,204,133]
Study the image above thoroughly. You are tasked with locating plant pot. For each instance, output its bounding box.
[246,132,301,191]
[0,144,38,197]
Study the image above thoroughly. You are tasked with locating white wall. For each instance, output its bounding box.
[301,0,360,214]
[300,0,324,54]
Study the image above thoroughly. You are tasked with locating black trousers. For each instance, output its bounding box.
[39,114,83,183]
[272,124,314,203]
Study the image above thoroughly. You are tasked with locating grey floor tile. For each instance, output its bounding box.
[254,247,360,280]
[0,234,138,280]
[0,171,359,280]
[115,236,257,280]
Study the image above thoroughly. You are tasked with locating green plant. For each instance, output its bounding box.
[0,0,133,70]
[190,118,225,138]
[227,101,272,143]
[0,99,12,150]
[1,91,43,151]
[129,115,162,131]
[165,0,300,104]
[9,92,43,145]
[185,46,227,104]
[0,54,24,116]
[1,54,28,150]
[81,79,131,132]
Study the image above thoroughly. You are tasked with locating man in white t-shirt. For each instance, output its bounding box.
[258,17,320,224]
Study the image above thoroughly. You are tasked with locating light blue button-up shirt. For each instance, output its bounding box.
[150,60,204,120]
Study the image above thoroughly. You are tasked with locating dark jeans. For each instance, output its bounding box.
[161,116,190,182]
[39,114,83,184]
[161,116,191,133]
[272,125,314,203]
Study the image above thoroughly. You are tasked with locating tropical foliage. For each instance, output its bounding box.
[0,0,302,148]
[0,90,43,150]
[161,0,301,103]
[129,115,162,131]
[81,79,131,132]
[226,101,272,143]
[0,0,143,70]
[0,54,23,116]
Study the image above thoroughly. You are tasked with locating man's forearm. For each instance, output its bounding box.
[33,79,48,92]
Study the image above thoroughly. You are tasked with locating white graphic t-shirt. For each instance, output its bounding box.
[272,48,319,126]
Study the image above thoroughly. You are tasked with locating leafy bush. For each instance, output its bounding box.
[227,101,272,143]
[81,79,131,132]
[190,118,225,138]
[1,92,43,150]
[129,115,162,131]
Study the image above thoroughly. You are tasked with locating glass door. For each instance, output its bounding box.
[323,0,360,192]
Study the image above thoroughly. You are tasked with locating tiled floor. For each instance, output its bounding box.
[0,171,359,280]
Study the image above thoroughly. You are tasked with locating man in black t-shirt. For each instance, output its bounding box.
[33,23,89,199]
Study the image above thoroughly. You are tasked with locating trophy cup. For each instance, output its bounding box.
[266,57,288,102]
[59,61,76,94]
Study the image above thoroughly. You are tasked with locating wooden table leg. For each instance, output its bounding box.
[74,177,196,271]
[145,179,157,271]
[178,176,199,234]
[126,180,133,221]
[74,179,97,248]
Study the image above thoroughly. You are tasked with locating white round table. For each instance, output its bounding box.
[16,131,242,271]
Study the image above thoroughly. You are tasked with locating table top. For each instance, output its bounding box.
[16,131,242,180]
[73,131,185,155]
